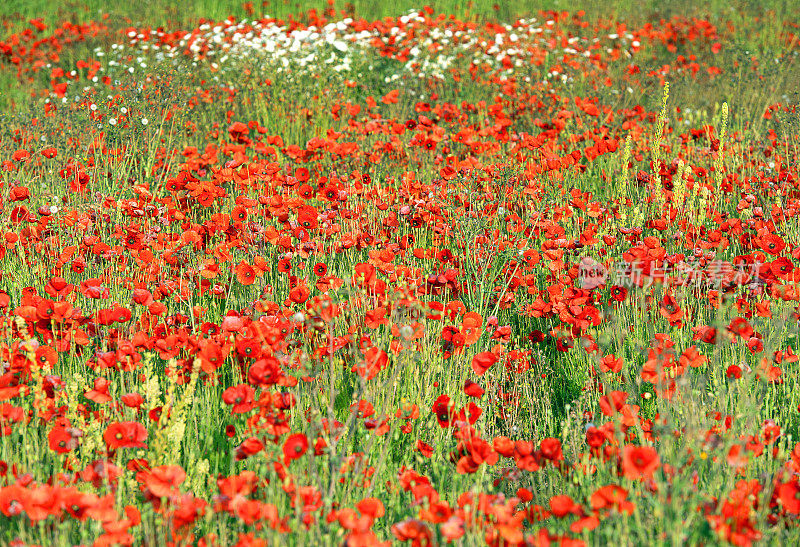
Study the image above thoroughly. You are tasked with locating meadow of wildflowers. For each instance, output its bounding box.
[0,1,799,545]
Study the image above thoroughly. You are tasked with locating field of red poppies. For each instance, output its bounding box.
[0,1,799,545]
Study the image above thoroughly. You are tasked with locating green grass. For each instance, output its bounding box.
[2,0,798,32]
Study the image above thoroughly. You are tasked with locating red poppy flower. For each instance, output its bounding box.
[599,354,623,373]
[48,426,81,454]
[528,329,545,344]
[463,380,484,398]
[431,395,455,428]
[277,258,292,274]
[221,315,244,332]
[771,257,794,278]
[416,440,434,458]
[351,347,388,380]
[395,401,419,421]
[289,284,310,304]
[104,421,148,449]
[471,351,498,376]
[295,167,310,181]
[142,465,186,498]
[659,293,682,324]
[235,262,256,286]
[228,121,249,139]
[222,384,255,414]
[747,336,764,354]
[235,437,264,461]
[679,346,707,368]
[599,391,629,416]
[571,514,601,534]
[357,498,384,520]
[590,484,634,514]
[231,205,248,222]
[621,445,660,479]
[236,337,262,360]
[85,377,112,404]
[493,436,515,457]
[283,433,308,463]
[80,278,109,299]
[298,184,315,199]
[352,262,377,287]
[10,206,30,224]
[120,393,144,409]
[760,234,785,255]
[609,285,628,302]
[296,206,318,230]
[313,262,328,277]
[540,438,563,462]
[12,149,30,162]
[248,356,282,386]
[586,426,606,448]
[44,277,73,299]
[132,288,154,306]
[728,317,753,339]
[35,346,57,367]
[777,478,800,514]
[391,519,433,544]
[114,307,132,323]
[726,365,742,379]
[198,340,224,373]
[149,406,165,423]
[692,325,718,344]
[550,495,580,518]
[461,312,483,345]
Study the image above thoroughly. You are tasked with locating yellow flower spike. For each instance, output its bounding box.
[714,102,729,203]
